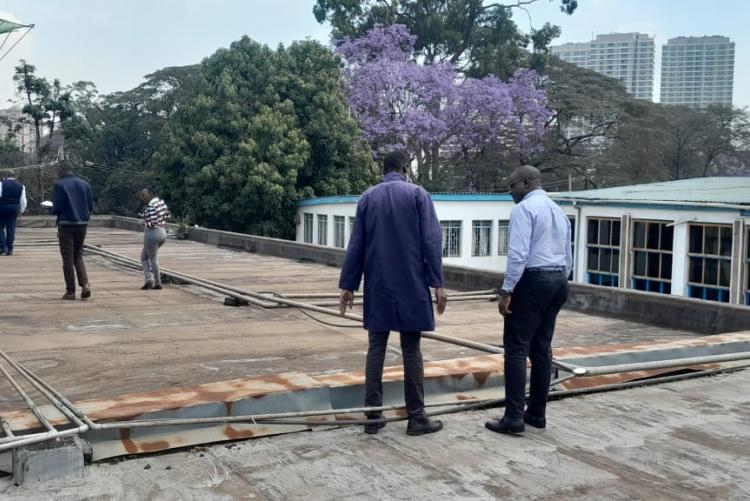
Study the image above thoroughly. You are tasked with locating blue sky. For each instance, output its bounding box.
[0,0,747,107]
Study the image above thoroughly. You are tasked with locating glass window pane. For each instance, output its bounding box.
[634,251,646,276]
[587,219,598,244]
[689,257,703,283]
[633,222,646,248]
[719,259,731,287]
[705,226,719,255]
[689,225,703,254]
[599,220,611,245]
[601,249,612,272]
[647,252,660,278]
[661,254,673,280]
[647,223,660,249]
[612,221,621,246]
[661,225,674,250]
[612,250,620,273]
[704,258,718,285]
[720,227,732,257]
[588,247,599,271]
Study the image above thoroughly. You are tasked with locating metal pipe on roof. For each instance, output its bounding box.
[0,416,14,438]
[577,351,750,377]
[0,358,55,433]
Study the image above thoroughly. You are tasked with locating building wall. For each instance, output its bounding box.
[660,36,735,107]
[297,196,750,306]
[551,33,655,101]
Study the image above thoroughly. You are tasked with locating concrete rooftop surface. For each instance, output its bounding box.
[1,225,748,499]
[1,369,748,500]
[1,227,697,409]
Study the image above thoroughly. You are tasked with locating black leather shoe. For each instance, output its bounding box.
[406,417,443,436]
[152,284,163,290]
[485,417,524,434]
[524,413,546,429]
[364,421,386,434]
[141,281,153,290]
[81,285,91,299]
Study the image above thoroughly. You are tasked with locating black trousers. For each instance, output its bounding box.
[58,225,89,293]
[503,270,569,420]
[0,206,19,253]
[365,331,425,419]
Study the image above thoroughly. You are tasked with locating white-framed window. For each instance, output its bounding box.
[440,220,462,257]
[632,220,673,294]
[586,217,621,287]
[568,216,575,280]
[497,220,509,256]
[303,213,313,244]
[688,223,732,303]
[349,216,355,236]
[317,214,328,246]
[333,215,346,248]
[472,220,492,256]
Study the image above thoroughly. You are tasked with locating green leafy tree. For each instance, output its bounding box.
[155,37,376,238]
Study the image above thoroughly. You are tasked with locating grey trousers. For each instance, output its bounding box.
[141,227,166,284]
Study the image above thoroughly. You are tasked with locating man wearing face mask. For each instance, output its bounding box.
[485,165,571,435]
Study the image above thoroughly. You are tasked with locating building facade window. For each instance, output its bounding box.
[497,220,509,255]
[333,215,346,248]
[441,220,462,257]
[586,218,621,287]
[687,224,732,302]
[303,213,313,244]
[745,228,750,305]
[472,220,492,256]
[317,214,328,246]
[349,216,355,237]
[631,220,673,294]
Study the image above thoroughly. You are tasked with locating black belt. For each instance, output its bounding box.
[526,267,566,272]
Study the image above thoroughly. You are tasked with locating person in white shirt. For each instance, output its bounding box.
[485,165,572,435]
[0,170,27,256]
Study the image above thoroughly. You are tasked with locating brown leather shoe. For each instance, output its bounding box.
[81,285,91,299]
[61,292,76,300]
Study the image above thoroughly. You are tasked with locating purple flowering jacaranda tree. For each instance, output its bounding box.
[336,24,551,186]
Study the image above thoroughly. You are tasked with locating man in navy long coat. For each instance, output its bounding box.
[339,150,447,436]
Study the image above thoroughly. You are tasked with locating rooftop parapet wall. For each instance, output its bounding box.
[20,216,747,335]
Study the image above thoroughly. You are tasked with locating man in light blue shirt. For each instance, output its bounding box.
[485,165,571,435]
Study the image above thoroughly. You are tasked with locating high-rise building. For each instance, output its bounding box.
[660,36,735,107]
[551,33,655,101]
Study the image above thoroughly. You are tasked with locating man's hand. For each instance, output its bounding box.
[434,287,447,315]
[339,289,354,316]
[498,295,512,317]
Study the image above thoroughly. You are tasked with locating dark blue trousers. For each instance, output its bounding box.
[0,206,19,253]
[503,270,569,420]
[365,331,425,419]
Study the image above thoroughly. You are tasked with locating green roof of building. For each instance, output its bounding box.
[551,177,750,207]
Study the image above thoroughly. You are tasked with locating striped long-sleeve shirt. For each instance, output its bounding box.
[144,197,170,229]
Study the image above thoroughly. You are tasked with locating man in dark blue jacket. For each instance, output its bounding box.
[52,161,93,300]
[0,170,27,256]
[339,150,447,436]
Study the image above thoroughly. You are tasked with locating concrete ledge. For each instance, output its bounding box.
[16,216,115,229]
[105,216,750,334]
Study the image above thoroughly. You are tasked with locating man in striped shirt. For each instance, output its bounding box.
[139,188,170,290]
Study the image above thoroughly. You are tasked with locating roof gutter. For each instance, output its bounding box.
[550,196,750,211]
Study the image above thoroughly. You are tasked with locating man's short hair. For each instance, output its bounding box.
[55,160,75,177]
[0,170,13,179]
[383,150,410,173]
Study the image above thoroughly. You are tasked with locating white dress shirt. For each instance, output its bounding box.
[502,189,572,292]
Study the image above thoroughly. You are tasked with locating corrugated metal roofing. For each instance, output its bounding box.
[551,177,750,207]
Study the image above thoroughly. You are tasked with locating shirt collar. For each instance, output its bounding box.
[521,188,546,202]
[383,172,406,182]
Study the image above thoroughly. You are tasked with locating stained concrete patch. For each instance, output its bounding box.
[1,370,748,500]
